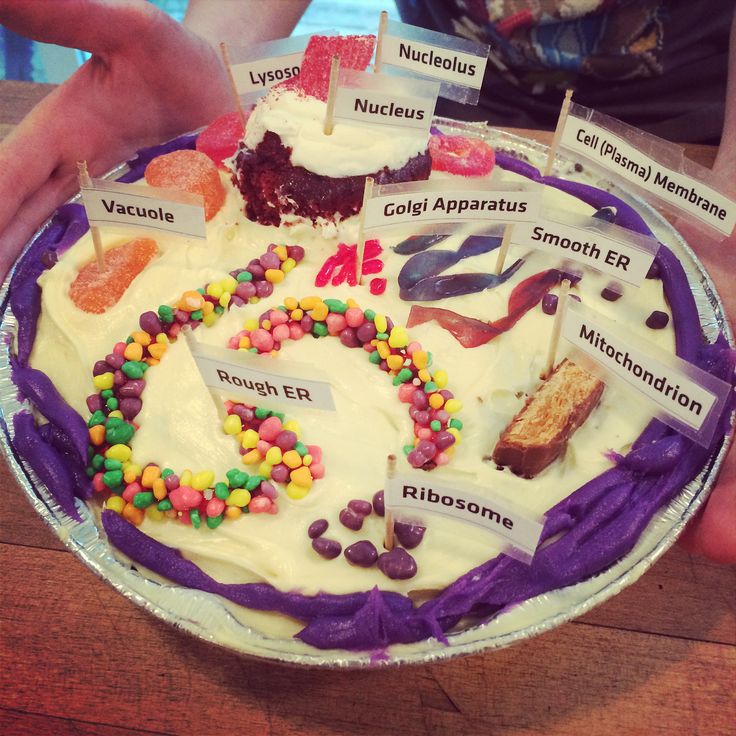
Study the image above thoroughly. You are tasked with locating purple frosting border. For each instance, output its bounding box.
[7,133,735,654]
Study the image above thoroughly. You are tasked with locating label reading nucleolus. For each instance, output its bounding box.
[512,215,657,286]
[82,180,206,240]
[560,112,736,235]
[189,340,336,411]
[385,473,544,563]
[562,300,730,446]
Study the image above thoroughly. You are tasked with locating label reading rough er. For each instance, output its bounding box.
[385,473,544,563]
[83,179,206,240]
[562,300,731,446]
[188,340,336,411]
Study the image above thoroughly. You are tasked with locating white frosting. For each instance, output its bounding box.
[29,159,675,635]
[244,88,429,176]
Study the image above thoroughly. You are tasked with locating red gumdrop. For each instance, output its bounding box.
[196,111,247,169]
[370,277,387,295]
[296,35,376,101]
[144,149,226,221]
[428,134,496,177]
[70,237,158,314]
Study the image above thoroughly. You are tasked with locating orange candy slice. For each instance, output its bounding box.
[144,149,226,221]
[70,237,159,314]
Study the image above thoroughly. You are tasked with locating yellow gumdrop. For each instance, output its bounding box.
[148,342,167,360]
[192,470,215,491]
[412,350,428,370]
[146,506,164,522]
[179,290,204,312]
[386,355,404,371]
[202,300,215,315]
[179,470,193,486]
[153,478,167,500]
[310,301,328,321]
[258,461,273,478]
[388,326,409,349]
[433,369,448,389]
[283,419,300,437]
[241,428,259,449]
[265,268,285,284]
[290,308,303,321]
[156,333,168,344]
[302,454,312,467]
[225,506,243,519]
[428,393,445,409]
[141,465,161,489]
[445,398,462,413]
[131,331,152,347]
[223,414,242,435]
[105,444,132,462]
[299,296,320,310]
[106,496,126,514]
[281,257,296,273]
[417,368,432,383]
[284,296,298,311]
[376,342,391,359]
[206,281,224,299]
[93,372,114,391]
[222,275,238,294]
[290,465,313,489]
[242,448,262,465]
[374,314,387,333]
[226,488,252,507]
[447,427,462,443]
[123,464,141,483]
[282,450,303,469]
[286,481,310,500]
[243,318,259,331]
[219,292,231,308]
[203,312,217,327]
[265,446,283,465]
[273,245,288,261]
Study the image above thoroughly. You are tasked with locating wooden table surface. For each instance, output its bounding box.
[1,80,734,736]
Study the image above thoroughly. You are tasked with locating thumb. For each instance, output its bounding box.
[0,0,166,55]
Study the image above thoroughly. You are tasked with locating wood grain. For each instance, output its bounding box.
[1,81,733,736]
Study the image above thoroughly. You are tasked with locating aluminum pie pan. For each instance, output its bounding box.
[0,123,732,668]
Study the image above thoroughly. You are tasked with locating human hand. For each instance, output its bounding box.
[0,0,232,279]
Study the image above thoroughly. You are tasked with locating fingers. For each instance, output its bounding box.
[0,172,78,281]
[0,0,162,54]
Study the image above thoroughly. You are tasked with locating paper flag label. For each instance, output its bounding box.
[561,300,731,446]
[82,179,206,240]
[188,339,335,411]
[385,473,544,563]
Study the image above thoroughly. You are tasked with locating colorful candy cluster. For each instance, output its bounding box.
[222,400,324,501]
[84,247,302,527]
[227,296,463,467]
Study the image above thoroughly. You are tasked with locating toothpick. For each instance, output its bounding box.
[323,55,341,135]
[374,10,389,73]
[355,176,374,285]
[384,454,397,551]
[76,160,106,273]
[219,42,247,132]
[543,88,573,177]
[495,223,514,275]
[542,278,571,378]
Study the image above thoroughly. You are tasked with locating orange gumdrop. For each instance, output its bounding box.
[144,149,226,221]
[70,237,159,314]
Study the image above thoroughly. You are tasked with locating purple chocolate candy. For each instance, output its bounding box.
[339,507,364,531]
[377,548,417,580]
[646,310,670,329]
[312,537,341,560]
[372,490,385,517]
[344,540,378,567]
[308,519,329,539]
[348,499,372,516]
[394,521,426,550]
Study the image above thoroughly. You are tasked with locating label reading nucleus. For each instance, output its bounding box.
[385,473,544,563]
[82,179,206,240]
[559,105,736,236]
[188,339,336,411]
[561,300,731,446]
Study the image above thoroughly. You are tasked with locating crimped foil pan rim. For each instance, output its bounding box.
[0,123,733,668]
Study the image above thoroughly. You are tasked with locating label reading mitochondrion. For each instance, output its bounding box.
[364,180,542,231]
[227,34,311,97]
[333,69,439,134]
[82,179,206,240]
[562,300,731,446]
[512,212,658,286]
[188,340,336,411]
[381,19,489,104]
[559,105,736,236]
[385,473,544,563]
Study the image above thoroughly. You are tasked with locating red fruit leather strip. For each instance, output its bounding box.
[407,269,559,348]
